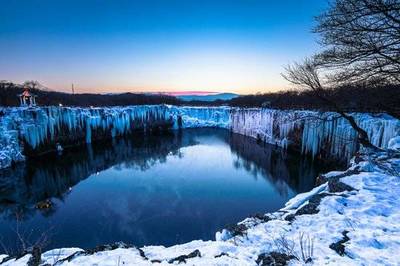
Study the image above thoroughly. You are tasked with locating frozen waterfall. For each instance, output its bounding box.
[0,105,398,169]
[230,108,400,161]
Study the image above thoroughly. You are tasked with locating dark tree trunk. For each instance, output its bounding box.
[315,89,381,151]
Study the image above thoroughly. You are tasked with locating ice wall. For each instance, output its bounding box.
[0,108,25,169]
[230,108,299,147]
[0,105,398,169]
[170,106,231,129]
[0,105,174,160]
[231,108,400,161]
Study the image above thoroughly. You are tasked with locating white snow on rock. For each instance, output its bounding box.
[41,248,84,265]
[0,254,31,266]
[281,182,328,211]
[0,106,398,170]
[0,106,399,265]
[0,108,25,169]
[230,108,400,161]
[2,149,399,265]
[170,105,231,129]
[388,136,400,151]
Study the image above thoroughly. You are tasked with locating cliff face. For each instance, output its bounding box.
[230,109,399,161]
[0,105,399,169]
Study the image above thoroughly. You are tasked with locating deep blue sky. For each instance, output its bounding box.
[0,0,328,94]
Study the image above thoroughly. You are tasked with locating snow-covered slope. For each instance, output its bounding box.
[2,147,399,265]
[0,106,399,169]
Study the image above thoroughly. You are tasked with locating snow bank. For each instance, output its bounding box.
[0,105,399,264]
[388,136,400,151]
[3,148,399,265]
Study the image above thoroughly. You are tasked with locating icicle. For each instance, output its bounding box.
[0,105,398,169]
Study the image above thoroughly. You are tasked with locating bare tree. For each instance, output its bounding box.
[23,80,41,90]
[314,0,400,84]
[282,57,380,150]
[0,81,17,106]
[281,0,400,150]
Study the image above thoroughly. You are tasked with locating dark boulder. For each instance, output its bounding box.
[168,249,201,264]
[256,252,296,266]
[329,231,350,256]
[225,223,248,237]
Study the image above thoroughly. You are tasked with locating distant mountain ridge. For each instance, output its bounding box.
[177,93,238,102]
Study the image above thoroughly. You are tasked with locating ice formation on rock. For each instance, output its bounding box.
[388,136,400,151]
[230,109,400,161]
[0,108,25,169]
[0,105,398,169]
[3,149,400,265]
[170,106,231,129]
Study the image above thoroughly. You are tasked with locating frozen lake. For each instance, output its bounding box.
[0,129,332,251]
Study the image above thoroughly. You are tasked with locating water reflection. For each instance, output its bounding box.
[0,129,331,250]
[229,133,321,196]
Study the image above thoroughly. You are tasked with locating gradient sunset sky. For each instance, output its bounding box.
[0,0,327,94]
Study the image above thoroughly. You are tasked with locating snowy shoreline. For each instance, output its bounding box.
[2,144,400,265]
[1,105,399,265]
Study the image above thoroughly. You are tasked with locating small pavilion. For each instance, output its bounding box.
[18,87,37,106]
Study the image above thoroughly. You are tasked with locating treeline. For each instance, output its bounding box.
[228,84,400,114]
[187,84,400,118]
[0,81,180,107]
[1,80,399,118]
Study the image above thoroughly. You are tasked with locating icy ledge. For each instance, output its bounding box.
[0,105,399,169]
[2,143,400,265]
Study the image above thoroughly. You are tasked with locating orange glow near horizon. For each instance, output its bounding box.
[41,83,290,95]
[15,48,293,95]
[1,1,326,96]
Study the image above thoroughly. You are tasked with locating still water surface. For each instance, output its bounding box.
[0,129,331,250]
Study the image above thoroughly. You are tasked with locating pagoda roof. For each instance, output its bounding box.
[18,89,37,97]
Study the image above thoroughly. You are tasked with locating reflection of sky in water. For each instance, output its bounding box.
[0,129,329,250]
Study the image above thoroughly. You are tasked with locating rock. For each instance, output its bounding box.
[225,223,248,237]
[316,169,359,190]
[285,193,330,222]
[137,248,148,260]
[36,199,52,209]
[329,231,350,256]
[315,174,328,186]
[56,242,134,264]
[354,153,365,164]
[250,213,271,223]
[27,246,41,266]
[284,214,296,222]
[328,178,355,193]
[256,252,296,266]
[168,249,201,264]
[214,252,228,258]
[294,193,329,216]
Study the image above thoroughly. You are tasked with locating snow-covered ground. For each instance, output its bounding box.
[2,143,399,265]
[0,106,399,265]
